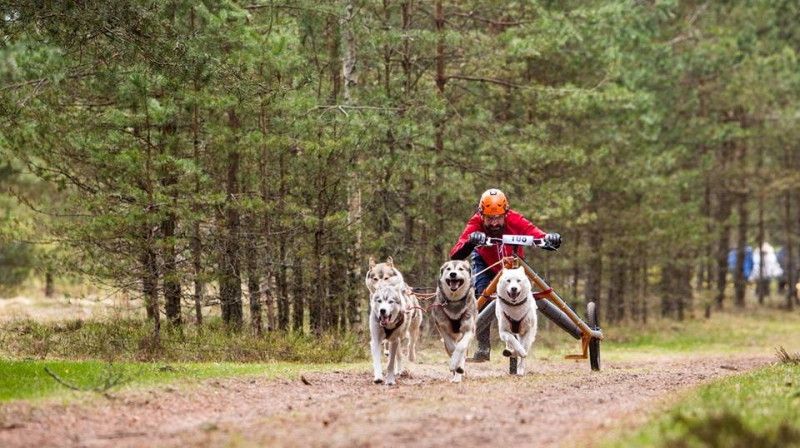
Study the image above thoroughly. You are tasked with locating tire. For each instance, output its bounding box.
[587,301,601,371]
[509,357,517,375]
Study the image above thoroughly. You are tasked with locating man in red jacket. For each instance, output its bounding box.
[450,188,561,362]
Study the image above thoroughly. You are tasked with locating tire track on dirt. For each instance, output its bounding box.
[0,355,772,448]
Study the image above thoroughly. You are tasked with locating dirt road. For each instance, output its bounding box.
[0,353,771,448]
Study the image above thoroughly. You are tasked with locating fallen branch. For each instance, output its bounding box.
[44,363,129,399]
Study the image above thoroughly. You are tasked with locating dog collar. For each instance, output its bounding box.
[498,296,528,307]
[442,288,470,303]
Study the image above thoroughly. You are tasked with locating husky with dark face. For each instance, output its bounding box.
[431,260,478,383]
[495,267,538,376]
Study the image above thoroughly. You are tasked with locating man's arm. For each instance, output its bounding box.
[450,214,483,260]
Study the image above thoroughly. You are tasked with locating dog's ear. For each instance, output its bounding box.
[368,257,376,269]
[386,256,394,268]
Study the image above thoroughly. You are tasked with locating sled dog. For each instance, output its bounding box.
[431,260,478,383]
[365,257,422,362]
[369,284,416,385]
[495,267,538,376]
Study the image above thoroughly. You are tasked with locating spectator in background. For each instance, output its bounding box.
[749,242,784,296]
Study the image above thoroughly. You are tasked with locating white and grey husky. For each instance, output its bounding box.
[495,267,538,376]
[366,257,422,384]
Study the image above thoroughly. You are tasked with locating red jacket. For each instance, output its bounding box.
[449,210,546,274]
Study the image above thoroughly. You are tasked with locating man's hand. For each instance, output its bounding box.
[545,233,561,249]
[468,231,487,246]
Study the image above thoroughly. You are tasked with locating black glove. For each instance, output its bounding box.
[468,231,487,246]
[545,233,561,249]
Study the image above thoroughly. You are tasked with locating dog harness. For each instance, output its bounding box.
[441,291,470,334]
[381,312,405,339]
[503,310,529,334]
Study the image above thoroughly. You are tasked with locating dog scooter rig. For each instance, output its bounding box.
[475,235,604,373]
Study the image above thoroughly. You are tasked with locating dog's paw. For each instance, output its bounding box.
[450,374,463,383]
[449,359,460,373]
[373,377,384,384]
[502,349,512,357]
[518,349,527,358]
[516,368,525,376]
[386,376,396,386]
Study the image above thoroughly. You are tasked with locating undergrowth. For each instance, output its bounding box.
[0,317,366,363]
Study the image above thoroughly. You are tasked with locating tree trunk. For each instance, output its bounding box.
[344,0,362,333]
[44,271,54,298]
[638,246,648,323]
[756,145,766,304]
[142,85,160,341]
[293,264,305,333]
[219,109,243,330]
[192,220,204,326]
[258,72,275,332]
[585,228,603,312]
[606,249,625,323]
[265,271,276,331]
[141,227,160,341]
[784,189,796,311]
[311,219,324,335]
[714,190,732,309]
[191,33,204,326]
[585,193,604,311]
[278,243,290,330]
[660,262,675,318]
[734,191,748,308]
[244,221,263,335]
[277,150,290,331]
[342,0,357,104]
[432,0,447,265]
[162,212,182,326]
[698,175,713,290]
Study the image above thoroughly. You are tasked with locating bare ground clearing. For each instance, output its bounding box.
[0,353,771,448]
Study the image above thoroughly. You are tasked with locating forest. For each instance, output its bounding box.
[2,0,799,338]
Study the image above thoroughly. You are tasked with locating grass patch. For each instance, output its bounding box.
[570,306,800,362]
[0,317,367,363]
[0,359,364,402]
[601,363,800,448]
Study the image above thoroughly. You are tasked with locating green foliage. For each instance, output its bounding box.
[0,240,34,294]
[0,0,799,331]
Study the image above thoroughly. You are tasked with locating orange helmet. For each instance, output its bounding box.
[478,189,509,216]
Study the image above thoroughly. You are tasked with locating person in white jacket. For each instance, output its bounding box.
[749,242,784,296]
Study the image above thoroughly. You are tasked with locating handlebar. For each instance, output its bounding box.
[482,235,557,251]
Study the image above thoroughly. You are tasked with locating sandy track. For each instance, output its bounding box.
[0,354,771,448]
